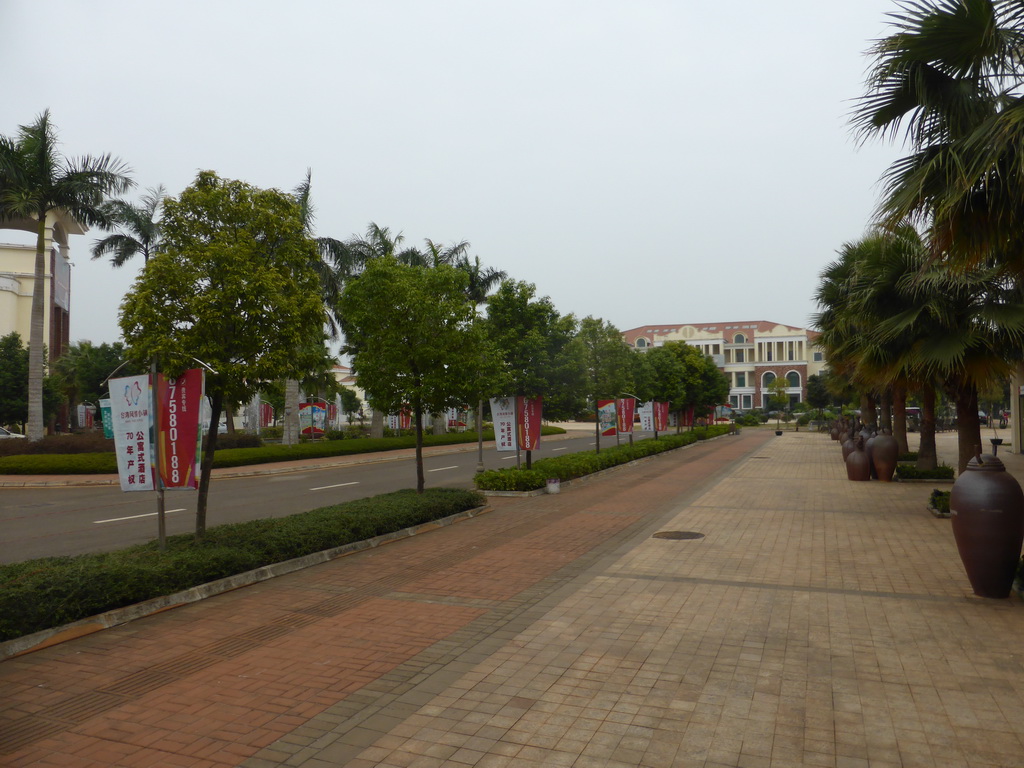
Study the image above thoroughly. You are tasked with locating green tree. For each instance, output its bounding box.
[484,281,583,420]
[0,332,29,428]
[119,171,327,539]
[854,0,1024,274]
[51,340,130,429]
[576,316,633,451]
[0,110,133,440]
[338,257,488,492]
[658,341,729,429]
[806,373,831,423]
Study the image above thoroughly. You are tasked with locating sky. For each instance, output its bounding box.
[2,0,906,348]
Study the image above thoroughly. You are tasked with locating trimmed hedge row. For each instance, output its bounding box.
[0,487,484,642]
[474,425,732,492]
[0,426,566,475]
[895,463,955,480]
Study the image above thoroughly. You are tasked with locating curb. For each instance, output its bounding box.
[0,504,491,660]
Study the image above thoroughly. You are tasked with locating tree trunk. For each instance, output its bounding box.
[370,408,384,438]
[954,381,981,475]
[27,217,47,441]
[224,402,237,434]
[917,385,938,471]
[283,378,300,445]
[196,388,223,541]
[892,385,909,455]
[878,389,892,433]
[860,392,877,430]
[414,404,425,493]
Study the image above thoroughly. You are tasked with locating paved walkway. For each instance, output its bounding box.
[3,429,1024,767]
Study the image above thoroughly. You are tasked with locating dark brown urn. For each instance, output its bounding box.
[845,438,871,481]
[841,434,855,462]
[872,431,899,482]
[950,454,1024,599]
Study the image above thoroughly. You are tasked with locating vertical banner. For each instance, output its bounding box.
[99,398,114,439]
[639,401,654,431]
[260,402,275,428]
[680,406,695,427]
[597,399,617,436]
[667,409,679,428]
[387,409,412,431]
[299,401,326,436]
[517,396,543,450]
[616,398,636,434]
[157,369,204,490]
[654,401,670,432]
[110,374,154,492]
[490,397,517,451]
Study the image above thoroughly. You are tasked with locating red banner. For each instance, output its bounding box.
[517,396,543,450]
[616,398,636,434]
[260,402,275,428]
[653,401,669,432]
[157,369,204,490]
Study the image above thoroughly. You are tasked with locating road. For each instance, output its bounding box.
[0,429,663,564]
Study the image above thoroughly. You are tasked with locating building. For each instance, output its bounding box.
[622,321,826,410]
[0,210,84,362]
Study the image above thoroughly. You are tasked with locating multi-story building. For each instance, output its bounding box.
[622,321,826,411]
[0,210,83,362]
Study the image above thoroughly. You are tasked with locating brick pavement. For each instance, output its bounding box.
[3,429,1024,767]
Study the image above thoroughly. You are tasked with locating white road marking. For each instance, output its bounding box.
[309,481,360,491]
[501,456,517,461]
[428,466,458,472]
[552,447,568,452]
[94,509,186,524]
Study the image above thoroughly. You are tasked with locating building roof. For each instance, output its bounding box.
[621,321,818,347]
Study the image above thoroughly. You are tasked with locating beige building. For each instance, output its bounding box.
[0,210,84,362]
[622,321,826,410]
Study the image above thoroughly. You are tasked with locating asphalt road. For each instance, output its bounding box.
[0,430,661,564]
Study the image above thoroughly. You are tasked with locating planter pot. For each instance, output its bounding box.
[545,478,561,494]
[846,440,871,481]
[872,432,899,482]
[950,454,1024,598]
[775,430,783,436]
[841,435,855,462]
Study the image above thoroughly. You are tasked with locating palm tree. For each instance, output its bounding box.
[853,0,1024,272]
[281,170,358,444]
[0,110,133,440]
[91,185,165,266]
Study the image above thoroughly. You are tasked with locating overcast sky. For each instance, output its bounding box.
[2,0,904,347]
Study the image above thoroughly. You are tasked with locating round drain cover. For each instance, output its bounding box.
[652,531,704,540]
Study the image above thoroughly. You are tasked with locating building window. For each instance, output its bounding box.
[813,351,823,362]
[734,333,745,344]
[788,342,795,361]
[636,338,647,348]
[763,372,776,388]
[765,344,772,361]
[735,349,744,363]
[735,372,746,387]
[786,371,800,388]
[730,395,739,408]
[742,394,752,409]
[713,344,720,355]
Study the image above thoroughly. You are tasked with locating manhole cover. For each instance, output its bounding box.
[652,531,704,540]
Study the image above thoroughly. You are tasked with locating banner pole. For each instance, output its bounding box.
[151,357,166,551]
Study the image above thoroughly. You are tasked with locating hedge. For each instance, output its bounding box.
[895,463,955,480]
[0,487,484,642]
[0,426,566,475]
[474,425,731,491]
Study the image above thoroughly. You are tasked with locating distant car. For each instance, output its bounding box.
[0,426,25,439]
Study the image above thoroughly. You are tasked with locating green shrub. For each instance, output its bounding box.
[895,464,955,480]
[0,488,484,642]
[929,489,951,513]
[214,432,263,450]
[898,451,919,462]
[735,413,761,426]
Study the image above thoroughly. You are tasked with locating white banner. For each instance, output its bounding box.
[639,401,654,431]
[490,397,517,451]
[109,374,154,491]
